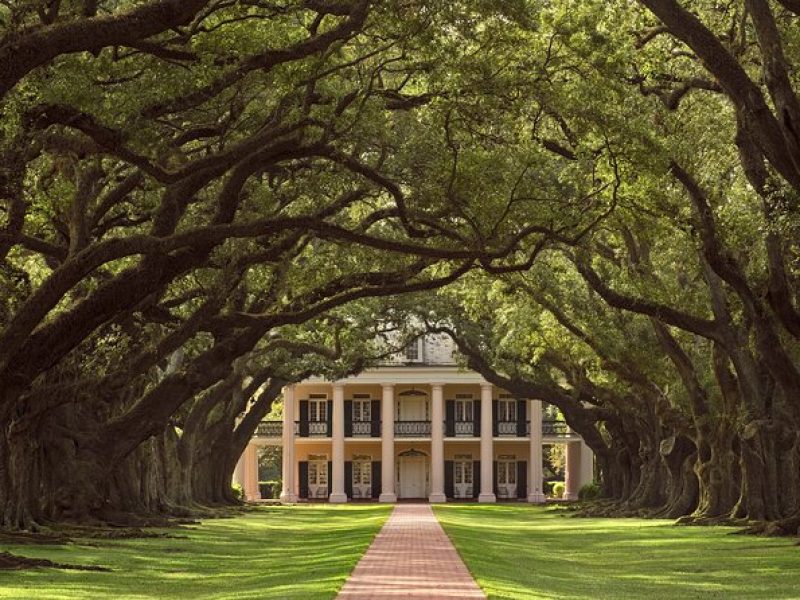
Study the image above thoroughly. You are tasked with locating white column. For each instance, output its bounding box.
[479,382,496,502]
[329,383,347,503]
[429,383,446,502]
[233,452,245,489]
[280,385,297,503]
[527,399,546,503]
[243,443,261,501]
[564,441,580,500]
[379,384,397,502]
[580,438,594,488]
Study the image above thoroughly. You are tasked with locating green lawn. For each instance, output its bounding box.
[0,505,391,600]
[434,504,800,600]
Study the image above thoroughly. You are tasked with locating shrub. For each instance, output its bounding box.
[259,479,282,499]
[579,481,601,501]
[231,482,243,501]
[552,481,565,498]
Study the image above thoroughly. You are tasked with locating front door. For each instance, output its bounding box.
[352,458,372,499]
[399,456,427,498]
[497,459,517,498]
[308,459,328,499]
[454,458,473,498]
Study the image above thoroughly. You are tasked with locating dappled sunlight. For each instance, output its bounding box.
[0,505,392,600]
[435,505,800,600]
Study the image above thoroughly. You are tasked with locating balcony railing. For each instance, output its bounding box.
[255,418,574,439]
[454,421,474,436]
[256,421,283,437]
[352,421,372,436]
[497,421,518,436]
[395,420,431,437]
[308,421,328,436]
[543,419,568,436]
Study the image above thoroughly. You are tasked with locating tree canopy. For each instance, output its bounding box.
[2,0,800,535]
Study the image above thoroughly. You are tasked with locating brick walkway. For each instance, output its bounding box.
[337,503,485,599]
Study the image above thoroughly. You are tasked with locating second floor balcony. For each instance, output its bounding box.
[255,417,575,439]
[542,419,569,436]
[394,420,431,437]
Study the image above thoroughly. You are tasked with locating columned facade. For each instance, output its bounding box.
[478,382,496,503]
[242,442,261,501]
[246,349,595,504]
[379,384,397,502]
[527,399,546,503]
[329,383,348,503]
[279,384,297,502]
[429,383,446,503]
[564,440,580,500]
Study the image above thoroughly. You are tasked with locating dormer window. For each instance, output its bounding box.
[404,338,424,362]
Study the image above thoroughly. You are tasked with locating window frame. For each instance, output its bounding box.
[498,398,517,422]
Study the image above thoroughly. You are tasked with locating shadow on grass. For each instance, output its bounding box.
[434,504,800,600]
[0,504,392,600]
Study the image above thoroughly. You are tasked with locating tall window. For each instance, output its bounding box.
[310,399,328,422]
[497,458,516,485]
[308,454,328,497]
[353,399,371,422]
[455,398,473,421]
[498,398,517,422]
[352,456,372,489]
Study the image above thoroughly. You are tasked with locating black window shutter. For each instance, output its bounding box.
[327,461,333,495]
[492,400,499,436]
[371,400,381,437]
[299,401,309,437]
[517,399,527,437]
[445,400,455,437]
[472,461,481,498]
[344,400,353,437]
[299,461,309,498]
[371,461,381,498]
[517,460,527,499]
[444,460,454,498]
[493,460,499,496]
[326,400,333,436]
[345,461,353,499]
[473,400,481,438]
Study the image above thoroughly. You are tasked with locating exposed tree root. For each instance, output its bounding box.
[674,515,747,527]
[573,501,800,538]
[59,525,190,540]
[740,516,800,537]
[0,531,71,545]
[0,551,110,572]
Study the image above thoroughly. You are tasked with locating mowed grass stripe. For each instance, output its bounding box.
[0,504,391,600]
[434,504,800,600]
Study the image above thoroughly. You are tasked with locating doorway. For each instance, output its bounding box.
[397,449,429,498]
[454,455,474,499]
[352,455,372,499]
[497,457,517,498]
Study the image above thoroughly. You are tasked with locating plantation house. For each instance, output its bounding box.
[234,335,594,502]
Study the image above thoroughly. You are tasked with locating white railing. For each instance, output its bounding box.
[395,421,431,437]
[309,421,328,436]
[497,421,517,436]
[454,421,474,436]
[352,421,372,436]
[256,421,282,437]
